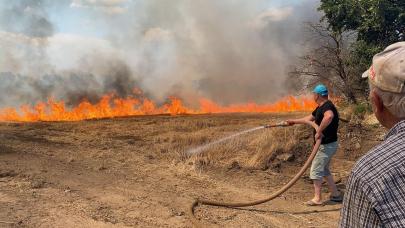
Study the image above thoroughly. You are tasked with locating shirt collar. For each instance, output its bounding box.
[385,120,405,140]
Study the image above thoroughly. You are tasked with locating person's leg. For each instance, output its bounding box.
[308,142,339,205]
[322,142,340,197]
[322,159,340,196]
[324,175,339,197]
[308,144,327,204]
[321,142,343,202]
[312,179,323,203]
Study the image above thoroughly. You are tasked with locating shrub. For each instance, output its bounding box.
[353,102,372,118]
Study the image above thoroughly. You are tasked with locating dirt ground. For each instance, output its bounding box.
[0,113,385,228]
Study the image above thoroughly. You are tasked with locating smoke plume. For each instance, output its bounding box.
[0,0,320,108]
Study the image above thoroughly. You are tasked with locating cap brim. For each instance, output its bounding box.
[361,69,369,79]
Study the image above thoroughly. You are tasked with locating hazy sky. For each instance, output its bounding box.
[46,0,306,36]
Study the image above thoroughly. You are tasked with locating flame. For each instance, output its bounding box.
[0,91,317,122]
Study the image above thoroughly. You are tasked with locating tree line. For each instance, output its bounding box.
[290,0,404,103]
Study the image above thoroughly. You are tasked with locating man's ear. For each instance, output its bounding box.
[371,90,384,114]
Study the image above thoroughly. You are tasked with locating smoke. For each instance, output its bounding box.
[0,0,53,37]
[0,0,53,77]
[0,0,141,107]
[0,0,320,108]
[111,0,320,104]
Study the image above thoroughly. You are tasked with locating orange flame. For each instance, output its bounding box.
[0,91,316,122]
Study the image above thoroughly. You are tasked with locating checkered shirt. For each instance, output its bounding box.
[339,120,405,228]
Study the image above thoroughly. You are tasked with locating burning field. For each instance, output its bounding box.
[0,0,393,227]
[0,112,383,227]
[0,93,316,122]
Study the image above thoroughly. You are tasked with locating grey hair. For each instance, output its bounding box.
[369,82,405,118]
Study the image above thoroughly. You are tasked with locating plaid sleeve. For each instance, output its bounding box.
[339,170,380,227]
[340,121,405,228]
[373,165,405,227]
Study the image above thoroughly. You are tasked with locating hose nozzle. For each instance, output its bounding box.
[264,121,289,128]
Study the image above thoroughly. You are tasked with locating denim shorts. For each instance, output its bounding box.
[310,141,338,180]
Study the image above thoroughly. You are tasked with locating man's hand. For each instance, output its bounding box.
[286,120,296,126]
[315,130,323,141]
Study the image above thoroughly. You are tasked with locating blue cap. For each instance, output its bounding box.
[313,84,328,96]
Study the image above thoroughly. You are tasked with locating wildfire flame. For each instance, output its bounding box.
[0,91,316,122]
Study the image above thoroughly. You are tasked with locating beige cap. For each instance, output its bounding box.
[362,42,405,93]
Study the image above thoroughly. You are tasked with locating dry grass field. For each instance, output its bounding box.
[0,113,384,227]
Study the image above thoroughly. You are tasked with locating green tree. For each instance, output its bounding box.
[319,0,405,97]
[320,0,404,47]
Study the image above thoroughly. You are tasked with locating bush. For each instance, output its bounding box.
[353,102,372,118]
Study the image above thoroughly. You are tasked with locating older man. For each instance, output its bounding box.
[339,42,405,227]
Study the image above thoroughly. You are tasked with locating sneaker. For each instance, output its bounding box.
[329,194,343,202]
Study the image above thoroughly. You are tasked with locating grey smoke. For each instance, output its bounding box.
[0,0,142,107]
[105,0,321,104]
[0,60,140,107]
[0,0,53,37]
[0,0,320,108]
[0,0,54,78]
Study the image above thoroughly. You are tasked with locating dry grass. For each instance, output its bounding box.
[167,122,313,171]
[21,113,370,173]
[67,114,311,172]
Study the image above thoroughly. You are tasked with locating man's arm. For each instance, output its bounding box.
[286,115,315,125]
[314,110,334,140]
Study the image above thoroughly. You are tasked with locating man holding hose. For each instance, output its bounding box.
[287,84,342,206]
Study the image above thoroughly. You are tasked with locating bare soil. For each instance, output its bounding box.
[0,113,384,227]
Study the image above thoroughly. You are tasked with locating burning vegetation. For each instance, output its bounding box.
[0,91,316,122]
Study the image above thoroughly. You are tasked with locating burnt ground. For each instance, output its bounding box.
[0,113,384,227]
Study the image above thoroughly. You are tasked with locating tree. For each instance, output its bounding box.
[320,0,404,45]
[289,22,358,103]
[319,0,405,88]
[291,1,404,102]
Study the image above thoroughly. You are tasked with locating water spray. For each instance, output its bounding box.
[188,120,321,227]
[187,121,290,156]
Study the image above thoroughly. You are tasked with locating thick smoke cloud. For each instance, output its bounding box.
[0,0,320,108]
[0,0,141,107]
[0,60,138,107]
[110,0,320,104]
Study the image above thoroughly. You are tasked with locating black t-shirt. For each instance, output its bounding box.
[312,100,339,144]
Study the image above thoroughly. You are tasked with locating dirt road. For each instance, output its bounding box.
[0,114,382,227]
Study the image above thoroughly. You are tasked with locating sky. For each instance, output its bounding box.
[0,0,320,107]
[48,0,306,37]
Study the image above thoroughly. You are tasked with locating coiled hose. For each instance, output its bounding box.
[188,120,321,227]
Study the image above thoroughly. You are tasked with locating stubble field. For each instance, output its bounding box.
[0,113,383,227]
